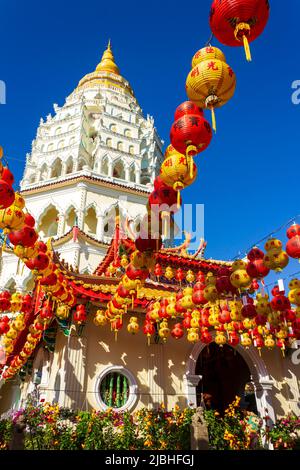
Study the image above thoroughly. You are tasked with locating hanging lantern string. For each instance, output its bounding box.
[231,214,300,260]
[262,270,300,293]
[205,32,214,47]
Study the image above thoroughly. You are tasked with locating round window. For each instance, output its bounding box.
[99,371,130,408]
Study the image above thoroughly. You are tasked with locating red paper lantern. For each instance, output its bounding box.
[9,225,38,248]
[1,167,14,186]
[182,314,191,329]
[255,314,267,326]
[219,305,231,324]
[216,268,237,295]
[0,291,11,311]
[175,268,184,283]
[171,323,184,339]
[117,285,130,298]
[0,180,15,209]
[246,247,270,279]
[24,213,35,228]
[201,329,212,344]
[286,224,300,260]
[228,332,239,346]
[170,114,212,156]
[174,101,204,121]
[192,284,206,305]
[74,305,87,323]
[21,294,33,313]
[209,0,270,61]
[270,286,290,312]
[40,304,53,320]
[0,321,10,335]
[241,301,257,319]
[143,321,155,337]
[40,272,57,286]
[154,263,163,278]
[126,263,149,281]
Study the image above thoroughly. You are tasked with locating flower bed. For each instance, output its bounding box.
[1,397,300,450]
[0,400,194,450]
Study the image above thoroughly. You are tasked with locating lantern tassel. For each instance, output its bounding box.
[243,35,252,62]
[147,335,150,347]
[177,190,181,209]
[211,107,216,133]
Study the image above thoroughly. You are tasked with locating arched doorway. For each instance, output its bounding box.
[195,343,257,414]
[186,340,275,426]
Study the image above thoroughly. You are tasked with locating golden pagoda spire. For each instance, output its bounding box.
[96,40,120,75]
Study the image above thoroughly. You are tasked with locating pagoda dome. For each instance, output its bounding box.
[76,41,134,96]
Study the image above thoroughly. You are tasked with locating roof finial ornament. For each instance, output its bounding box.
[95,40,120,75]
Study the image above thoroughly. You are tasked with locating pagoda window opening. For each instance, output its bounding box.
[29,174,36,184]
[129,145,134,155]
[65,157,73,175]
[55,127,62,136]
[65,206,77,232]
[103,205,119,238]
[58,140,64,150]
[110,123,117,133]
[38,206,59,238]
[84,206,97,235]
[101,157,109,175]
[112,160,125,180]
[40,164,48,181]
[117,141,123,152]
[47,143,54,152]
[51,159,62,178]
[69,137,76,146]
[124,129,131,138]
[78,159,87,171]
[106,138,112,148]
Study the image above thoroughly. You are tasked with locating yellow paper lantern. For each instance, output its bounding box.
[127,316,139,334]
[0,202,25,233]
[215,331,227,346]
[186,47,236,132]
[263,238,289,272]
[160,151,197,207]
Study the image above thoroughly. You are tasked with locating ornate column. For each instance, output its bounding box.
[96,212,104,241]
[125,164,130,182]
[136,166,141,184]
[184,372,202,409]
[108,159,113,177]
[57,212,65,237]
[254,378,275,449]
[78,183,88,230]
[61,161,67,177]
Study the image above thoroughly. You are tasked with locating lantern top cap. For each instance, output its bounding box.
[95,40,120,75]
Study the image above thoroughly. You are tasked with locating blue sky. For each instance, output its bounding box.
[0,0,299,279]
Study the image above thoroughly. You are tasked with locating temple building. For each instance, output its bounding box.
[0,44,299,433]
